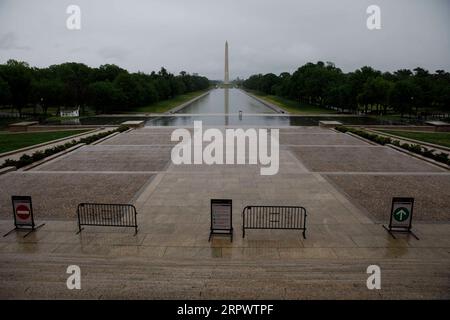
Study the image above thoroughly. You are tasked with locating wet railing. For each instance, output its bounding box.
[242,205,307,239]
[76,203,138,235]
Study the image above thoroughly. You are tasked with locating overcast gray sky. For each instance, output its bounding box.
[0,0,449,79]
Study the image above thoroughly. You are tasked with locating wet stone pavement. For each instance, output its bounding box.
[0,126,449,299]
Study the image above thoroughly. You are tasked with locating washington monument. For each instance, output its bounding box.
[224,41,229,85]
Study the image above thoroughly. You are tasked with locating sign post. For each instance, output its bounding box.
[209,199,233,242]
[3,196,45,238]
[383,197,418,240]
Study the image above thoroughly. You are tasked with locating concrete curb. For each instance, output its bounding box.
[91,128,133,145]
[0,166,16,175]
[91,130,122,145]
[27,125,117,131]
[240,90,286,114]
[20,143,86,171]
[347,124,436,132]
[165,90,213,114]
[345,132,378,146]
[0,128,99,158]
[386,144,450,171]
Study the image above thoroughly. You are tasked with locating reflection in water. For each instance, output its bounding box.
[144,115,419,127]
[42,87,425,127]
[224,88,229,126]
[43,114,423,127]
[176,88,276,114]
[146,87,283,126]
[146,115,290,126]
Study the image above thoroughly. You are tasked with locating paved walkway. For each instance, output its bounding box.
[0,126,448,299]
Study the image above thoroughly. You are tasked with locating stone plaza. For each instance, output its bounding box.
[0,125,449,299]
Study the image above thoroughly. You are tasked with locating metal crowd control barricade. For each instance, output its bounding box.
[242,205,307,239]
[76,203,138,235]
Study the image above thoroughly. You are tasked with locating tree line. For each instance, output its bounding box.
[242,62,450,116]
[0,60,210,115]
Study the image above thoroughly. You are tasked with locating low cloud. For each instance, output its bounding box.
[0,0,448,78]
[98,46,130,61]
[0,32,30,51]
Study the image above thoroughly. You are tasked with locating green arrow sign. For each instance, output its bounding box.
[393,207,410,222]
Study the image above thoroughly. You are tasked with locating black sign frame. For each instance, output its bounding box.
[3,196,45,238]
[383,197,419,240]
[209,199,233,242]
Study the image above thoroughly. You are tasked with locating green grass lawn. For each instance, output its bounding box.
[131,90,209,113]
[250,92,338,114]
[0,130,89,153]
[378,130,450,148]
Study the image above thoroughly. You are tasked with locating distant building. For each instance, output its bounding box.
[60,107,80,117]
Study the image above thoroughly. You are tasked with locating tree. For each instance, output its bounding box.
[432,70,450,113]
[0,60,32,115]
[113,73,141,108]
[0,76,11,106]
[389,80,418,117]
[259,73,280,94]
[91,64,126,82]
[360,76,393,114]
[243,62,450,117]
[31,79,65,115]
[49,62,91,113]
[0,60,210,114]
[87,81,124,113]
[325,81,352,112]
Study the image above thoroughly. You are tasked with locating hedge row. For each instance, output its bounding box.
[336,126,450,166]
[1,125,129,169]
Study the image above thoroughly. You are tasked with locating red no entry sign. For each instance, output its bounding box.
[16,204,31,221]
[12,196,33,226]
